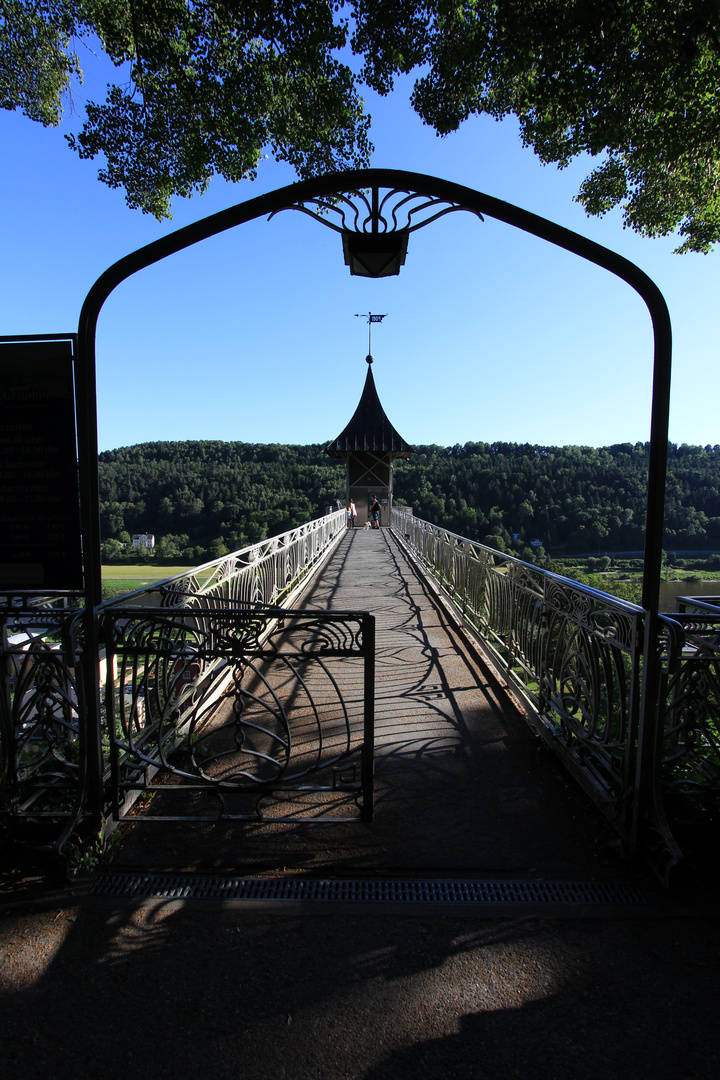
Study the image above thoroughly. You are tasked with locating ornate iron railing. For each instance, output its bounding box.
[1,511,357,844]
[390,508,643,840]
[648,611,720,878]
[391,508,720,882]
[101,604,374,825]
[102,510,347,611]
[6,501,717,880]
[0,593,87,846]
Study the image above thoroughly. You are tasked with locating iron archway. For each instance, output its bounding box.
[77,168,672,825]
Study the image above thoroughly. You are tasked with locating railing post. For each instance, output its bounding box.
[506,564,517,683]
[77,608,104,836]
[361,613,375,822]
[632,612,684,880]
[102,611,122,824]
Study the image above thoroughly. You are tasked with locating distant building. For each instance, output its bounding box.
[132,533,155,550]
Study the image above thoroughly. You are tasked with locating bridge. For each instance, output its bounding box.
[2,509,718,888]
[1,170,717,890]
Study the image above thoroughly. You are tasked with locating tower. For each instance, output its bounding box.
[326,356,413,527]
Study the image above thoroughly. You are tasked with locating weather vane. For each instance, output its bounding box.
[354,312,387,363]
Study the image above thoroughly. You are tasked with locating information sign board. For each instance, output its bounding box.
[0,338,83,589]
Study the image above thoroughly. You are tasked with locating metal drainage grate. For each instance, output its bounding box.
[91,874,649,907]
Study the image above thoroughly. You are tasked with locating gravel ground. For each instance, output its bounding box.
[1,898,718,1080]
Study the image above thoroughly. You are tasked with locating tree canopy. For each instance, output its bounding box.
[354,0,720,253]
[1,0,371,218]
[3,1,720,249]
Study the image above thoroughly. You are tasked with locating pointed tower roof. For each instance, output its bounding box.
[327,360,413,457]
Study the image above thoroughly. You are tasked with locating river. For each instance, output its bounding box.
[660,578,720,611]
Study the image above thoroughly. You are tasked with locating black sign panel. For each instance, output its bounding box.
[0,339,83,589]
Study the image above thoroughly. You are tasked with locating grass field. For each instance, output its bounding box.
[103,563,196,582]
[101,564,206,598]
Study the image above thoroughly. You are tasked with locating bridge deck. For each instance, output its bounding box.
[115,528,617,877]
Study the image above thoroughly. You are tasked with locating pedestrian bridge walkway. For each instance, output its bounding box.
[112,528,616,879]
[4,510,717,886]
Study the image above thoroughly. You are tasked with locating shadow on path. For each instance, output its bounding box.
[1,897,718,1080]
[111,530,619,878]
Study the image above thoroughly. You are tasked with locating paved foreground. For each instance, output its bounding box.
[1,529,718,1078]
[1,899,718,1080]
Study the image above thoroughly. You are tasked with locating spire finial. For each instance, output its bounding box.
[355,312,387,360]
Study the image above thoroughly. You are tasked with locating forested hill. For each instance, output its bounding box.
[98,441,345,562]
[398,442,720,555]
[98,440,720,561]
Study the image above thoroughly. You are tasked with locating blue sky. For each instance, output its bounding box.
[1,52,718,454]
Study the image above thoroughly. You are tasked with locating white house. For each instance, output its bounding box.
[132,533,155,550]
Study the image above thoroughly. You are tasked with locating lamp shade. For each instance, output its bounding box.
[342,231,409,277]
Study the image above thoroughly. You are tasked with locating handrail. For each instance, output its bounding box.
[390,508,718,885]
[100,509,347,610]
[674,595,720,616]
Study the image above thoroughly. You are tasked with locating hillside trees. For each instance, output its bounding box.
[98,440,346,559]
[2,2,720,247]
[392,441,720,551]
[97,439,720,561]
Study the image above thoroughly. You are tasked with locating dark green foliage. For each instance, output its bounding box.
[355,0,720,252]
[4,2,720,245]
[2,1,371,219]
[393,441,720,553]
[98,439,720,558]
[98,440,346,558]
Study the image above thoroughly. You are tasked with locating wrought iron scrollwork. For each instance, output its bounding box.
[271,184,482,236]
[101,605,373,824]
[660,614,720,814]
[0,598,85,841]
[390,507,642,838]
[100,510,346,614]
[1,513,351,843]
[270,184,483,277]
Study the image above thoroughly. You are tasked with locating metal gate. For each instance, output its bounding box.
[101,603,375,826]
